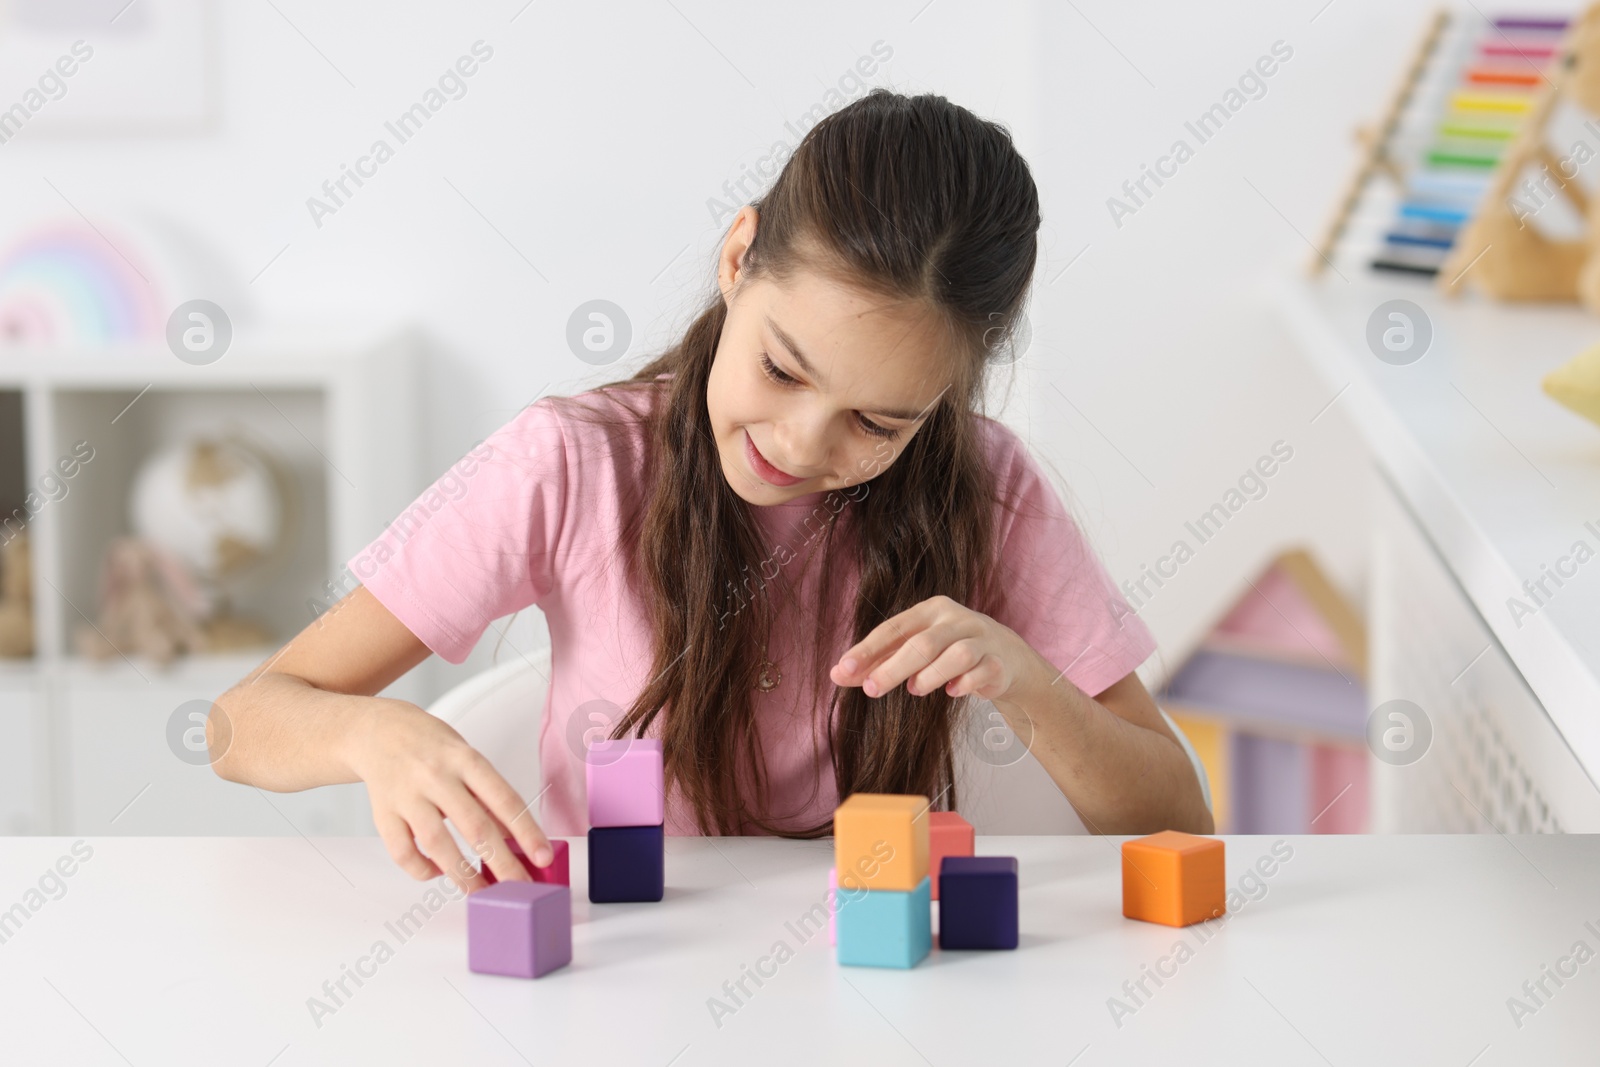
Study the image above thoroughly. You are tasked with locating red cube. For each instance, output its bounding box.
[928,811,975,901]
[480,838,569,887]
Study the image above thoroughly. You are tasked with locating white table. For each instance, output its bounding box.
[0,834,1595,1064]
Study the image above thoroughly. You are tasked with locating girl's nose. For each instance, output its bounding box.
[773,423,830,474]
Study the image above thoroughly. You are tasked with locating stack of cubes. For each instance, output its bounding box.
[933,809,1020,952]
[833,794,932,968]
[467,833,574,978]
[828,809,975,944]
[585,737,665,903]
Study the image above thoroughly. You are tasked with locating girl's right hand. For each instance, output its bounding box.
[346,699,554,893]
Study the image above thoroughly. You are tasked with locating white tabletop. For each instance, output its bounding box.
[0,834,1595,1064]
[1268,272,1600,785]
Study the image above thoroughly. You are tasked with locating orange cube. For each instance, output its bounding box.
[927,811,974,901]
[834,794,929,892]
[1121,830,1226,927]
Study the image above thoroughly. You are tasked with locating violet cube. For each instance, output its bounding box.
[467,882,572,978]
[938,855,1019,950]
[586,737,664,828]
[588,824,664,903]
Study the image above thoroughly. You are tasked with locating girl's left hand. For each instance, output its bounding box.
[828,595,1043,703]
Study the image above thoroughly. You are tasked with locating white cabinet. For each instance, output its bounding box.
[0,671,42,833]
[57,657,376,835]
[1371,472,1600,832]
[1274,273,1600,834]
[0,329,436,834]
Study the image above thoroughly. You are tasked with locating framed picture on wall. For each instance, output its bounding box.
[0,0,218,138]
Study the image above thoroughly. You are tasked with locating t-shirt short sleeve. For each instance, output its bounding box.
[985,423,1156,698]
[346,399,570,665]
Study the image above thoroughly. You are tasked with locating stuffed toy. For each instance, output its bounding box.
[0,529,34,659]
[75,537,210,667]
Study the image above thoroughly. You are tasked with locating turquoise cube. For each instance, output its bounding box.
[836,876,931,969]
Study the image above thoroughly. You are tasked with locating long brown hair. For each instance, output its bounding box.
[547,89,1040,836]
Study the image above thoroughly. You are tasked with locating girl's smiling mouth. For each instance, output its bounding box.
[745,429,807,487]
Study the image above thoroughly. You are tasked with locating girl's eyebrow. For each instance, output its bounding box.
[765,314,931,422]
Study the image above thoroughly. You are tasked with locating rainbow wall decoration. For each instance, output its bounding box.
[0,222,166,346]
[1372,15,1570,277]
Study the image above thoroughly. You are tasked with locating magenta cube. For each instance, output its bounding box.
[585,737,664,828]
[480,839,570,887]
[467,882,572,978]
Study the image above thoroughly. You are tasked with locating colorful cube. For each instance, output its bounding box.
[938,856,1019,950]
[588,824,665,903]
[833,793,929,892]
[836,876,931,969]
[1121,830,1225,927]
[480,838,570,887]
[467,882,572,978]
[927,811,975,901]
[585,738,664,828]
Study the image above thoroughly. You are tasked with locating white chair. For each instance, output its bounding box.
[427,648,551,806]
[426,650,1212,834]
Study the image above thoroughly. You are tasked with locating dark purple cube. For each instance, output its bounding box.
[467,882,572,978]
[588,824,664,903]
[938,855,1018,950]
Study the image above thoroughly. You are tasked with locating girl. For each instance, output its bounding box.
[211,89,1212,892]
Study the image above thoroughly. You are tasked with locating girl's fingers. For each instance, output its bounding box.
[460,755,554,868]
[437,782,530,885]
[832,601,943,682]
[947,654,1005,699]
[408,806,482,893]
[858,622,965,697]
[375,809,443,881]
[907,639,985,697]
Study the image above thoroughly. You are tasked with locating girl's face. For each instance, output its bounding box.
[707,208,952,505]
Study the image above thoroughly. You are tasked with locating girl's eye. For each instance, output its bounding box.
[758,352,798,385]
[759,351,902,441]
[857,416,901,441]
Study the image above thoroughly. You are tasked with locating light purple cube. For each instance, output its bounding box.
[467,882,571,978]
[585,737,664,828]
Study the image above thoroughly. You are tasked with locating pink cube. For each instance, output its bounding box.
[928,811,975,901]
[467,882,572,978]
[481,838,570,887]
[585,738,664,827]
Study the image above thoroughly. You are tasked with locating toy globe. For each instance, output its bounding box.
[128,436,291,650]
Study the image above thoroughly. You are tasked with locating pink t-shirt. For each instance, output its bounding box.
[349,380,1155,837]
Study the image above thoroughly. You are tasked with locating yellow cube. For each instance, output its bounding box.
[834,793,929,892]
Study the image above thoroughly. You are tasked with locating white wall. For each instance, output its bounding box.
[1,0,1513,697]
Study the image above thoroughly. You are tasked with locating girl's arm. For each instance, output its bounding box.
[990,664,1215,835]
[209,586,556,889]
[830,595,1214,835]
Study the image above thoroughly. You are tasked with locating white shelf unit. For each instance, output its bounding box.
[0,329,426,835]
[1270,271,1600,831]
